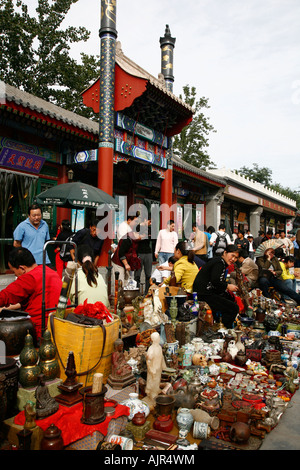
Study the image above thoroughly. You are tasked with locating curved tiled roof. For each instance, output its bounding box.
[1,81,99,135]
[172,154,226,186]
[114,41,194,114]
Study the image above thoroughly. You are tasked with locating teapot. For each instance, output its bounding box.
[188,374,202,397]
[172,386,197,409]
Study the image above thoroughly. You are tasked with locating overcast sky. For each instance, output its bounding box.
[39,0,300,191]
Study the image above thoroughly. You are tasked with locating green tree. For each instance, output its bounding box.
[237,163,273,186]
[173,85,216,169]
[0,0,98,119]
[270,183,300,210]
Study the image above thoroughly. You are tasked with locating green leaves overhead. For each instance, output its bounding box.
[173,85,216,170]
[0,0,98,118]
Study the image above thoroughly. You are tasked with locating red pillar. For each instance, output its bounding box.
[98,147,114,196]
[160,168,174,223]
[57,165,71,225]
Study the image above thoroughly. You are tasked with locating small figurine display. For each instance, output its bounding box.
[107,339,135,389]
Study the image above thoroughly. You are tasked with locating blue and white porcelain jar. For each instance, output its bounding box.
[176,408,194,437]
[121,393,150,421]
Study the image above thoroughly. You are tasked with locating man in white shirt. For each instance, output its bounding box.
[154,220,178,265]
[117,214,139,241]
[279,230,294,255]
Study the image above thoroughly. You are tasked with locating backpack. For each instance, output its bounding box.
[213,232,228,255]
[59,235,74,262]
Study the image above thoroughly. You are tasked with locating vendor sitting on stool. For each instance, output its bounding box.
[193,245,240,328]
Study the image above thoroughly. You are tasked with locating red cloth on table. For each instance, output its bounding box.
[14,401,130,447]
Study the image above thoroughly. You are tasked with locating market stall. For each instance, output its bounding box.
[1,278,300,452]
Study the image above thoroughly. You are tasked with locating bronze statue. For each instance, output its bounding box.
[35,374,59,419]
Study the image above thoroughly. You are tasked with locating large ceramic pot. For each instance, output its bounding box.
[0,316,37,356]
[0,357,19,418]
[121,392,150,420]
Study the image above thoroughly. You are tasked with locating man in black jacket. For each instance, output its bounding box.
[193,245,240,328]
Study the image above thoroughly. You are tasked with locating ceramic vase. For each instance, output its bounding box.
[121,392,150,420]
[189,409,219,430]
[235,330,245,353]
[166,340,179,356]
[176,408,194,436]
[182,347,194,367]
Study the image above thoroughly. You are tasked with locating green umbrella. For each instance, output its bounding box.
[36,181,118,209]
[36,181,118,231]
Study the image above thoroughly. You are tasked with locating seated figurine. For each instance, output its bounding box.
[107,339,135,389]
[35,374,59,419]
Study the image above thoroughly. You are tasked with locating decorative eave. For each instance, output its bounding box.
[172,155,226,188]
[1,82,99,144]
[82,41,194,137]
[207,167,297,210]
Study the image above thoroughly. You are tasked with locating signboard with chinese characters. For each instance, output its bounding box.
[0,146,45,174]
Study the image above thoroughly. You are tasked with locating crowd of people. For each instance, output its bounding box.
[152,223,300,329]
[1,202,300,340]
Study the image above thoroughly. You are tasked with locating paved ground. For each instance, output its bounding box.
[259,387,300,450]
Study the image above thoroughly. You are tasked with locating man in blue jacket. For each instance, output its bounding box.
[13,204,51,265]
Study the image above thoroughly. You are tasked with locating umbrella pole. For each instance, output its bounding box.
[74,209,78,232]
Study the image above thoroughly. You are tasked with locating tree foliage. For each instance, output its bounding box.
[173,85,216,170]
[0,0,98,119]
[237,163,300,209]
[237,163,273,187]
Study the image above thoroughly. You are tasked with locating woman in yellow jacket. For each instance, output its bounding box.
[280,255,298,293]
[164,241,199,293]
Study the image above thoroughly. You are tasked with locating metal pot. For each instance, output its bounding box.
[0,357,19,418]
[155,395,175,416]
[123,289,140,304]
[0,316,37,356]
